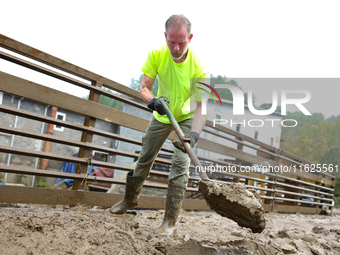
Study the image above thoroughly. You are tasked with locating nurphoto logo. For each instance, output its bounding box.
[198,82,311,128]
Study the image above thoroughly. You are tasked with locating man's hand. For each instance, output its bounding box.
[147,97,170,115]
[173,132,199,153]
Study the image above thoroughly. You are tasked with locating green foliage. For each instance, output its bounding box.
[281,113,340,196]
[34,176,49,188]
[280,113,340,199]
[98,88,124,111]
[320,147,340,197]
[244,92,256,105]
[0,173,4,183]
[209,75,255,104]
[281,113,340,163]
[320,146,340,165]
[285,111,325,125]
[15,174,28,185]
[82,88,124,111]
[129,74,159,96]
[260,103,281,114]
[333,196,340,208]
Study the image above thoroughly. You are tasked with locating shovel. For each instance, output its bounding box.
[160,98,266,233]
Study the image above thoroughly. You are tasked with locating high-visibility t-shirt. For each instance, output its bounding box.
[141,45,208,124]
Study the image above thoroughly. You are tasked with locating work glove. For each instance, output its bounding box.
[147,97,170,115]
[172,132,199,153]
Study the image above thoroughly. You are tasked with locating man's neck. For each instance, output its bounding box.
[173,50,188,64]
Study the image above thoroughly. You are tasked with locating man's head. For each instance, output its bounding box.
[165,14,193,63]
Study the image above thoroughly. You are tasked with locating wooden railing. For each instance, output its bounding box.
[0,34,334,213]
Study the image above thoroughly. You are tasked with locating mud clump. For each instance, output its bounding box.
[199,179,266,233]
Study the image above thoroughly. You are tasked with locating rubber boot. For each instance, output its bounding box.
[109,171,144,214]
[156,183,186,235]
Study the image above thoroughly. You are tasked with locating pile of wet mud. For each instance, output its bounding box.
[1,206,340,254]
[199,180,266,233]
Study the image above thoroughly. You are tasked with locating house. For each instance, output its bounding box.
[0,92,119,187]
[198,97,283,160]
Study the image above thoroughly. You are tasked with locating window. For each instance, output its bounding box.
[270,137,274,146]
[92,151,109,162]
[215,114,221,133]
[0,92,3,104]
[254,131,259,140]
[54,112,66,131]
[236,124,241,132]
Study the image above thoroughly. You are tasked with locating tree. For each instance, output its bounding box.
[320,147,340,197]
[244,92,256,105]
[99,91,123,111]
[281,113,340,165]
[82,89,123,111]
[129,74,159,96]
[260,103,281,114]
[320,147,340,166]
[209,75,255,104]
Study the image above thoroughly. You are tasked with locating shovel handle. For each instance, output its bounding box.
[159,98,208,180]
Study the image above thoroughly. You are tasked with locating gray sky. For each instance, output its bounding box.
[1,0,339,117]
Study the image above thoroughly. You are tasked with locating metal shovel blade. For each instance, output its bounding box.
[160,98,266,233]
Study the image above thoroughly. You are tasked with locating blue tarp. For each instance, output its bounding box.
[54,154,98,187]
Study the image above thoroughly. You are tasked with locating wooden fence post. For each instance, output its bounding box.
[73,81,102,190]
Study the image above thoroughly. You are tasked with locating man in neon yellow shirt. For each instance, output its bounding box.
[110,14,208,235]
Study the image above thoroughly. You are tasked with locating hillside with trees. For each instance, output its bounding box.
[280,111,340,199]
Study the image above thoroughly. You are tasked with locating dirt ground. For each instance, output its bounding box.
[1,205,340,255]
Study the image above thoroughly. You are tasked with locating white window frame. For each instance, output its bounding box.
[92,150,109,162]
[236,124,241,132]
[0,92,3,104]
[54,112,66,131]
[215,114,221,133]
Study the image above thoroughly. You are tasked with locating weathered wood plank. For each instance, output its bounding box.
[0,104,175,153]
[0,148,202,182]
[198,137,333,183]
[205,120,335,178]
[205,120,275,151]
[198,137,280,167]
[74,82,100,190]
[0,164,197,192]
[0,144,87,164]
[0,71,149,133]
[0,50,148,111]
[0,34,141,99]
[0,185,207,209]
[0,125,173,165]
[272,204,323,214]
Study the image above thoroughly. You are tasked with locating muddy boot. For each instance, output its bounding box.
[156,183,186,235]
[109,171,144,214]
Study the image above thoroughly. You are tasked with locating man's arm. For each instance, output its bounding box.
[140,74,169,115]
[172,101,207,152]
[140,74,155,104]
[191,101,207,135]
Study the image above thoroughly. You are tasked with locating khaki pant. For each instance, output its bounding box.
[133,116,191,188]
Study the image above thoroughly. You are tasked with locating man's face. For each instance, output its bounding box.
[165,26,193,62]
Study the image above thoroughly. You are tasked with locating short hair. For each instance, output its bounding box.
[165,14,191,38]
